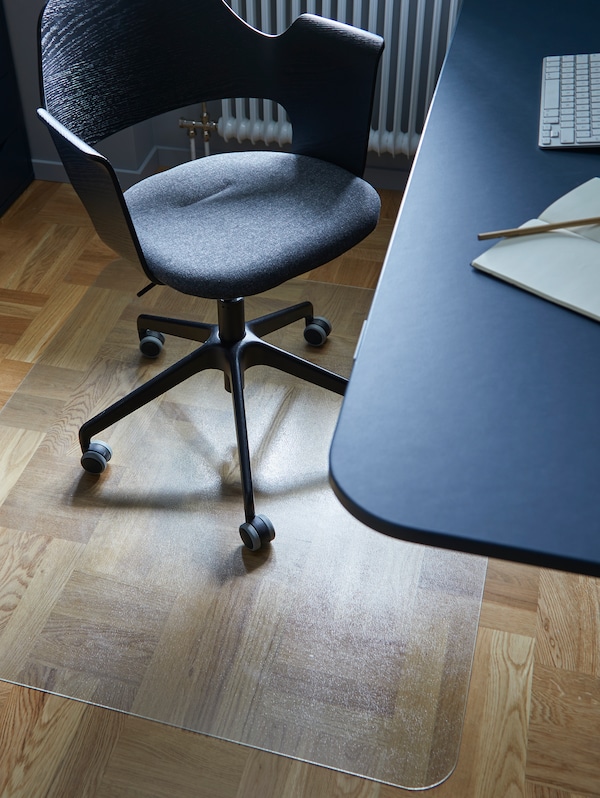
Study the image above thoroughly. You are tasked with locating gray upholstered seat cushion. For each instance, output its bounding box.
[124,151,380,299]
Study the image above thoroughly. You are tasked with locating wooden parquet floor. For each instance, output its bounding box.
[0,181,599,798]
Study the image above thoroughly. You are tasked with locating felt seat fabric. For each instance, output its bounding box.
[124,150,380,299]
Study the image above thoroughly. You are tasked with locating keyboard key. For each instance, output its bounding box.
[544,79,560,108]
[561,127,575,143]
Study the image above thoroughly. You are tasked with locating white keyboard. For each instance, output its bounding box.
[539,53,600,148]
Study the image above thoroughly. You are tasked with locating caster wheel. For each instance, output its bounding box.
[81,441,113,474]
[239,514,276,551]
[304,316,332,347]
[139,330,165,358]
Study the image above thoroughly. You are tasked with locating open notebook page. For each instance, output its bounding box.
[472,177,600,321]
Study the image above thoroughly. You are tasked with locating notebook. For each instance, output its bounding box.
[472,177,600,322]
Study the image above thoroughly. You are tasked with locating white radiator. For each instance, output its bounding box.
[220,0,461,157]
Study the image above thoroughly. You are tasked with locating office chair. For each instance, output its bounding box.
[38,0,384,550]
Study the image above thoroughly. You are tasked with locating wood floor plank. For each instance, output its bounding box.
[97,715,249,798]
[7,282,89,364]
[39,702,124,798]
[0,181,63,231]
[0,287,48,347]
[480,559,541,637]
[0,531,53,636]
[0,427,46,504]
[34,182,97,230]
[28,570,178,702]
[527,664,600,796]
[64,237,117,287]
[467,630,534,798]
[235,751,310,798]
[0,223,56,291]
[0,687,88,798]
[525,781,593,798]
[4,225,91,296]
[535,569,600,676]
[0,359,32,410]
[0,536,84,676]
[34,285,133,371]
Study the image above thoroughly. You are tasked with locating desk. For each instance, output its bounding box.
[330,0,600,577]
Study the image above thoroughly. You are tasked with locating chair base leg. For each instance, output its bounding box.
[79,298,348,548]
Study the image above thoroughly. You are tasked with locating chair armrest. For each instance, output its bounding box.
[276,15,384,176]
[37,108,151,276]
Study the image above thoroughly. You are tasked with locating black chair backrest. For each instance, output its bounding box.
[39,0,383,174]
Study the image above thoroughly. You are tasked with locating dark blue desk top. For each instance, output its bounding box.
[330,0,600,577]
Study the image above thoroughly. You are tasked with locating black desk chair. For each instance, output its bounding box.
[38,0,383,550]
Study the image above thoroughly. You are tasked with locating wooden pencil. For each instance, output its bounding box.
[478,215,600,240]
